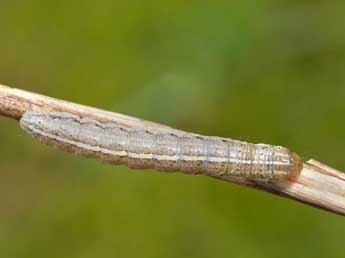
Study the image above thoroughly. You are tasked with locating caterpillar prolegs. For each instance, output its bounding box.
[20,111,303,181]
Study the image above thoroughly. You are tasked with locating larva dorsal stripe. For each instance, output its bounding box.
[20,110,303,181]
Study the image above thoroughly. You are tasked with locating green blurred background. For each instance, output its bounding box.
[1,1,345,257]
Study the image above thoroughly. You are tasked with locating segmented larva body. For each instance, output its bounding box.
[20,111,302,181]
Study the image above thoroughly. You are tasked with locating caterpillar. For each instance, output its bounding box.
[20,110,302,181]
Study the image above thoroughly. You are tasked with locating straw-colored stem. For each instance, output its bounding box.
[1,84,344,216]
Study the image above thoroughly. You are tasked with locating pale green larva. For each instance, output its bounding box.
[20,110,302,181]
